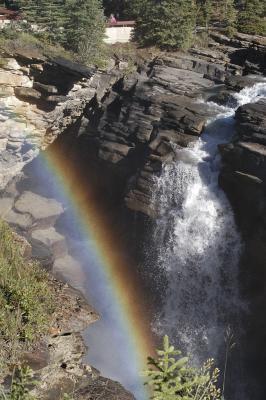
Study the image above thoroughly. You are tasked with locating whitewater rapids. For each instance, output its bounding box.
[152,82,266,363]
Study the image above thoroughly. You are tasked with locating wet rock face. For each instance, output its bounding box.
[1,31,265,218]
[76,53,223,218]
[219,96,266,229]
[208,90,238,107]
[219,98,266,389]
[225,75,265,92]
[219,99,266,260]
[220,98,266,202]
[60,33,265,219]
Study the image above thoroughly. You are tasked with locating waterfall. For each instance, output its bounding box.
[152,82,266,363]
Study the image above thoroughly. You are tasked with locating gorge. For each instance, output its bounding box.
[0,30,266,400]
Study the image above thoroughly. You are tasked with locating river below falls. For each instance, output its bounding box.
[1,81,266,399]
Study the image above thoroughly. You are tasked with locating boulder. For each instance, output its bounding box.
[30,239,54,270]
[0,197,33,231]
[0,197,14,216]
[235,99,266,127]
[51,57,96,79]
[208,90,237,107]
[31,227,67,258]
[33,81,58,94]
[4,209,33,230]
[3,58,21,71]
[14,87,42,101]
[225,75,265,92]
[53,255,86,292]
[15,191,64,226]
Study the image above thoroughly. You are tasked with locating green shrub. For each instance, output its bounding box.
[143,335,221,400]
[0,221,55,364]
[0,27,73,61]
[0,365,36,400]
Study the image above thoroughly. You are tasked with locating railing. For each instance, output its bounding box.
[107,20,135,28]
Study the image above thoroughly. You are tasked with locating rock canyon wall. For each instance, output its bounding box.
[0,30,266,399]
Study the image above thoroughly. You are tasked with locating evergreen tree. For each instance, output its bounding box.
[39,0,67,43]
[223,0,237,36]
[64,0,106,64]
[124,0,146,19]
[4,0,19,10]
[143,336,221,400]
[196,0,212,29]
[134,0,196,50]
[196,0,237,32]
[237,0,266,35]
[16,0,39,22]
[103,0,127,18]
[16,0,67,43]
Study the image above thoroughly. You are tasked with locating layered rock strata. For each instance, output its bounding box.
[0,51,118,190]
[1,30,266,399]
[219,90,266,273]
[217,77,266,394]
[1,31,265,218]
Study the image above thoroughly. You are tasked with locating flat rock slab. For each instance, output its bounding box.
[51,57,96,79]
[0,198,32,230]
[53,255,86,293]
[5,209,33,230]
[15,191,64,225]
[31,227,67,258]
[151,66,213,94]
[0,197,14,216]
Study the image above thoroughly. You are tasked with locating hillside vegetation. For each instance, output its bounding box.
[0,221,55,377]
[144,335,222,400]
[1,0,265,64]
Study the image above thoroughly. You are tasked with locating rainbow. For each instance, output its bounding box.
[1,102,155,399]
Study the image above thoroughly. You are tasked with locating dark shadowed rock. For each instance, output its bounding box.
[14,87,42,101]
[225,75,265,92]
[33,82,58,95]
[219,100,266,349]
[82,57,213,217]
[208,90,237,107]
[220,99,266,184]
[219,99,266,385]
[51,57,96,79]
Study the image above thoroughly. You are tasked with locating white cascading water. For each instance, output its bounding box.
[152,82,266,364]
